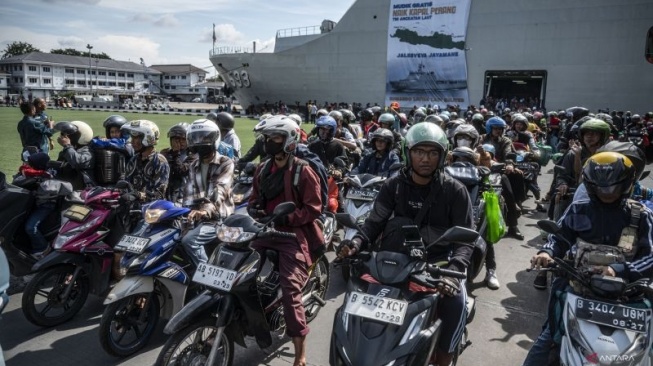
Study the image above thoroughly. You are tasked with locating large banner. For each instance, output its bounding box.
[386,0,471,109]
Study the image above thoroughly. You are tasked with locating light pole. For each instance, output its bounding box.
[95,59,99,93]
[86,44,93,95]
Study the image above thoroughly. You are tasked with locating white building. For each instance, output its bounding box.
[149,64,209,102]
[0,52,161,100]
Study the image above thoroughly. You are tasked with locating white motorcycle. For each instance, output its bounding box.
[537,220,653,366]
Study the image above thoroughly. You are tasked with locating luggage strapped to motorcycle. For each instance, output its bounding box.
[618,199,643,259]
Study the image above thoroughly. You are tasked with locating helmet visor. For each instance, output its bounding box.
[187,130,218,146]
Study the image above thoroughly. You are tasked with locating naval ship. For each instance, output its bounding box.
[210,0,653,112]
[389,63,467,92]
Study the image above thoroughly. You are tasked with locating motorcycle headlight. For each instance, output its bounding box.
[144,209,165,224]
[399,309,428,345]
[53,217,101,249]
[217,225,255,243]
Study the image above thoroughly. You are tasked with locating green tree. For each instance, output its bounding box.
[1,41,41,59]
[50,48,112,60]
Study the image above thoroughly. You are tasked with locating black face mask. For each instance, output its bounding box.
[191,146,214,159]
[264,140,284,156]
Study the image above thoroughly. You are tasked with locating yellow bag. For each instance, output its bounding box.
[484,190,506,244]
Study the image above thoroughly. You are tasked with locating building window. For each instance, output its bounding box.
[118,82,125,87]
[19,66,22,71]
[43,78,51,84]
[164,75,170,79]
[65,68,74,74]
[108,72,116,76]
[29,77,38,83]
[43,66,51,72]
[99,71,106,76]
[91,71,96,75]
[127,73,134,78]
[171,85,176,89]
[109,81,116,86]
[164,85,170,90]
[77,80,86,86]
[181,75,187,80]
[647,26,653,64]
[65,79,74,85]
[118,72,125,77]
[127,83,134,88]
[77,69,85,74]
[28,66,37,72]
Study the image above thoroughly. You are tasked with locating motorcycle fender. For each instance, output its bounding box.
[157,277,188,318]
[164,290,221,335]
[31,251,84,272]
[103,276,154,305]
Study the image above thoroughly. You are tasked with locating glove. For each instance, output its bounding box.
[337,237,362,258]
[437,276,461,297]
[248,207,266,218]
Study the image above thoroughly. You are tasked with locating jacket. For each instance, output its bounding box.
[221,130,241,158]
[57,145,95,190]
[183,153,234,220]
[126,150,170,202]
[239,136,265,167]
[540,198,653,282]
[358,169,474,272]
[249,156,323,266]
[161,148,193,203]
[351,149,400,176]
[480,134,515,163]
[17,115,53,153]
[308,139,348,168]
[555,148,592,188]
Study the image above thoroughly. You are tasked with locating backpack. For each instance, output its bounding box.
[295,145,329,211]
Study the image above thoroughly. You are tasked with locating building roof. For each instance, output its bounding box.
[149,64,207,75]
[0,52,161,74]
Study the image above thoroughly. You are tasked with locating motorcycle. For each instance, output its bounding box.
[534,220,653,366]
[21,184,139,327]
[330,213,478,366]
[156,202,330,366]
[232,162,257,215]
[0,171,72,277]
[99,200,214,357]
[0,248,9,314]
[509,146,541,201]
[444,163,498,282]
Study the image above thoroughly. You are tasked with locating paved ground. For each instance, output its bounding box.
[0,165,558,366]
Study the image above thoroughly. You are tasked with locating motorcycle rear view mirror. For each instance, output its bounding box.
[490,163,505,173]
[401,225,421,244]
[537,220,561,236]
[506,152,517,161]
[335,213,357,228]
[272,202,296,217]
[388,162,404,172]
[114,180,133,191]
[641,171,650,180]
[243,162,258,175]
[426,226,479,249]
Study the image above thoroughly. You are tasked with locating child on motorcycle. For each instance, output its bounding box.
[13,153,73,257]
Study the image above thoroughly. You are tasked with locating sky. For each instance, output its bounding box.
[0,0,354,76]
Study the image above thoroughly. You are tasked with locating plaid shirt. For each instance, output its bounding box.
[183,153,234,220]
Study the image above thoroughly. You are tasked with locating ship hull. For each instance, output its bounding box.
[210,0,653,112]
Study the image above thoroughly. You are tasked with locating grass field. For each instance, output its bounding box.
[0,107,262,175]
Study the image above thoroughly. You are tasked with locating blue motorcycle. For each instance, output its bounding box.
[98,200,214,357]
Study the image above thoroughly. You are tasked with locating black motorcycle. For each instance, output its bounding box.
[156,202,330,366]
[330,213,478,366]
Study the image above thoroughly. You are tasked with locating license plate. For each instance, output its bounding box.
[344,291,408,325]
[114,235,151,254]
[346,188,377,201]
[192,263,238,291]
[576,298,650,333]
[63,204,92,222]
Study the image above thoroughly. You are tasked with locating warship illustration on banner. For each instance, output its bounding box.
[389,63,467,92]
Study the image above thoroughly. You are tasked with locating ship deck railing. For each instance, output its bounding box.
[210,46,252,56]
[276,25,321,39]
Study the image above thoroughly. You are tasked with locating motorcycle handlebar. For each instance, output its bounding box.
[427,265,467,279]
[257,230,297,240]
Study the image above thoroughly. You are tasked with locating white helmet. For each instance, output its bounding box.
[54,120,94,146]
[288,113,303,126]
[259,113,273,122]
[260,115,300,154]
[187,119,220,147]
[121,120,160,147]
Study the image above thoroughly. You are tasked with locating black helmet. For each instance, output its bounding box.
[206,112,218,123]
[54,121,93,146]
[451,146,477,164]
[359,108,374,122]
[412,109,427,124]
[340,109,356,124]
[631,114,642,124]
[215,112,235,131]
[370,128,394,147]
[566,106,589,122]
[103,115,128,138]
[582,152,636,202]
[168,122,189,139]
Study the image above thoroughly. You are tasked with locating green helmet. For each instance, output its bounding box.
[579,118,611,146]
[404,123,448,168]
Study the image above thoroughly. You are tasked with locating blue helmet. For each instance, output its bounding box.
[485,116,507,135]
[481,143,496,158]
[316,115,337,140]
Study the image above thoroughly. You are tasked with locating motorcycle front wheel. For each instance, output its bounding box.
[99,293,160,357]
[156,318,234,366]
[22,265,90,327]
[305,256,330,323]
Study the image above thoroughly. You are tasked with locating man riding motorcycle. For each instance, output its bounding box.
[161,123,192,204]
[351,128,399,176]
[524,152,653,366]
[339,123,474,366]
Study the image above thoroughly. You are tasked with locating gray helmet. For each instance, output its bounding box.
[424,114,444,127]
[370,128,394,146]
[404,123,449,168]
[451,146,477,164]
[412,109,427,124]
[167,122,189,139]
[215,112,235,131]
[328,110,343,123]
[453,124,480,148]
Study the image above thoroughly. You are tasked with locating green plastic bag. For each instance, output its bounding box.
[484,190,506,244]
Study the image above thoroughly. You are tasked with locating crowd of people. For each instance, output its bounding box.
[11,97,653,365]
